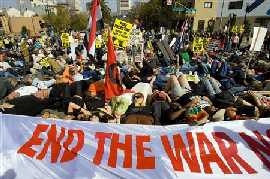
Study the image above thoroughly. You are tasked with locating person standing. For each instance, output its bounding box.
[232,33,239,50]
[264,33,270,53]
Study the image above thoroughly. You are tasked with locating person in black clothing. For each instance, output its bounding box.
[139,60,154,83]
[0,92,50,116]
[122,70,141,89]
[123,93,154,125]
[264,33,270,52]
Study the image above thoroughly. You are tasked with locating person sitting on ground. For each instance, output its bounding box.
[150,89,171,125]
[122,69,141,89]
[65,95,91,120]
[123,92,154,125]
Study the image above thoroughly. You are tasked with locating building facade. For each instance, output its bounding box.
[67,0,81,12]
[216,0,270,29]
[117,0,131,15]
[16,0,57,16]
[0,14,10,34]
[130,0,149,7]
[193,0,218,32]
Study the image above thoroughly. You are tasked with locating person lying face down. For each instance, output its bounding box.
[0,89,50,116]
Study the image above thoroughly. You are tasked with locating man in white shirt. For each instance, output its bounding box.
[0,61,11,71]
[0,48,13,77]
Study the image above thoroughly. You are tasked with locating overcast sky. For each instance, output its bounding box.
[0,0,149,12]
[0,0,117,12]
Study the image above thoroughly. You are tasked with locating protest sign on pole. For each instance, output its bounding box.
[231,25,245,33]
[95,35,102,49]
[169,38,177,47]
[112,19,133,48]
[250,27,267,51]
[1,113,270,179]
[61,33,70,48]
[192,38,204,53]
[38,57,50,68]
[162,39,176,61]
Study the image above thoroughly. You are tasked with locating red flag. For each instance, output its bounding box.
[105,33,123,101]
[87,0,102,56]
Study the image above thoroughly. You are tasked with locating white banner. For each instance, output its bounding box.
[1,114,270,179]
[250,27,267,51]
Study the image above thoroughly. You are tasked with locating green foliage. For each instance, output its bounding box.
[43,7,71,32]
[43,1,112,32]
[70,13,88,31]
[100,0,112,24]
[127,0,187,30]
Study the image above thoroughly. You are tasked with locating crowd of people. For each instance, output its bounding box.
[0,27,270,126]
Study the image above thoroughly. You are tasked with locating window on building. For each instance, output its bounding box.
[228,0,243,9]
[204,2,213,8]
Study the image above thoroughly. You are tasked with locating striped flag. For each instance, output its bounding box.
[173,20,189,53]
[179,19,189,48]
[87,0,103,57]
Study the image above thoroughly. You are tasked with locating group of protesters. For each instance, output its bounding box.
[0,23,270,126]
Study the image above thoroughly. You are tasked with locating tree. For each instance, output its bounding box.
[70,13,88,31]
[44,0,112,32]
[100,0,112,24]
[127,0,188,30]
[21,26,28,37]
[43,7,71,32]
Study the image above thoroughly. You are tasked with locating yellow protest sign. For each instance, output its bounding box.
[95,38,102,48]
[147,40,153,49]
[192,38,204,53]
[61,33,70,48]
[202,38,209,49]
[20,41,29,61]
[112,19,133,48]
[239,25,245,33]
[39,57,50,68]
[231,25,245,33]
[4,39,9,45]
[0,40,4,48]
[187,75,196,81]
